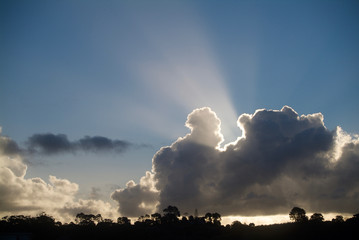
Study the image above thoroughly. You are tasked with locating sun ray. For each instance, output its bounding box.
[127,3,240,144]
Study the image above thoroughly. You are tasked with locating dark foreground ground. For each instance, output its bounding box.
[1,221,358,240]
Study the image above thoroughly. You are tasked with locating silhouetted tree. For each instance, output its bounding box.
[75,213,102,226]
[289,207,308,222]
[204,212,221,225]
[3,209,359,240]
[97,218,113,228]
[163,205,180,217]
[231,220,242,229]
[310,213,324,222]
[332,215,344,223]
[181,216,188,223]
[346,213,359,223]
[117,216,131,225]
[103,218,113,223]
[151,213,161,224]
[7,215,31,225]
[212,212,221,225]
[204,212,213,223]
[94,214,103,223]
[162,205,180,224]
[138,214,151,222]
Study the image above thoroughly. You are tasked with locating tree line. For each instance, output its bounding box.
[1,206,358,240]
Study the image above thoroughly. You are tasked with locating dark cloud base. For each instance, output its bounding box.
[112,106,359,217]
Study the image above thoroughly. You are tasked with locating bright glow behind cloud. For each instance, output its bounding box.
[112,106,359,218]
[128,3,239,143]
[332,126,359,161]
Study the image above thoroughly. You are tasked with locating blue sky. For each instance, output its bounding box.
[1,0,359,220]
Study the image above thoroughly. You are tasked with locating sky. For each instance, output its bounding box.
[1,0,359,224]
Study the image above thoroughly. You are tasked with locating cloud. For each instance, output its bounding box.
[0,131,117,222]
[78,136,131,153]
[2,106,358,220]
[28,133,72,154]
[27,133,132,155]
[0,127,21,156]
[111,171,159,217]
[58,199,116,221]
[112,106,359,217]
[89,187,102,200]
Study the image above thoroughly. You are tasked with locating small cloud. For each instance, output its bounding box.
[78,136,132,153]
[28,133,72,154]
[111,171,159,217]
[0,128,22,156]
[26,133,133,155]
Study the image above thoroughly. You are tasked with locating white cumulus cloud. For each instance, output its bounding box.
[0,131,117,222]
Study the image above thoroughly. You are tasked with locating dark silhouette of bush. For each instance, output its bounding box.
[161,205,180,224]
[75,212,102,226]
[117,216,131,225]
[204,212,221,225]
[1,207,359,240]
[346,213,359,224]
[289,207,308,222]
[332,215,344,223]
[151,213,162,225]
[310,213,324,222]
